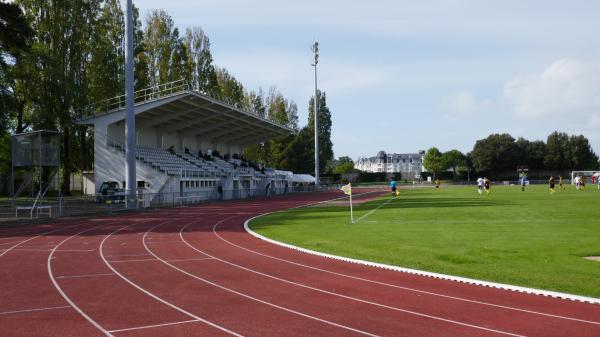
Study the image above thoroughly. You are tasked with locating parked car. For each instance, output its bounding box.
[96,181,125,203]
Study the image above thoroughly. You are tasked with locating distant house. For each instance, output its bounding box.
[355,150,426,178]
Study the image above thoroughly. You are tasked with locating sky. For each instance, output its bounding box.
[133,0,600,161]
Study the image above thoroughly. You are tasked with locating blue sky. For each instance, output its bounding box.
[134,0,600,160]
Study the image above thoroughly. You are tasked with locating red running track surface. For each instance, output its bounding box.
[1,190,599,337]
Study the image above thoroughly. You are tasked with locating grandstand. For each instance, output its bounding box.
[78,80,306,201]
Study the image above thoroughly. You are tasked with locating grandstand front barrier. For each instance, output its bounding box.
[0,185,340,224]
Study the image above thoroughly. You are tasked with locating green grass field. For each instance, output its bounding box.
[250,184,600,298]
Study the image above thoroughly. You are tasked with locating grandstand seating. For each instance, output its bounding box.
[136,147,207,177]
[131,146,263,179]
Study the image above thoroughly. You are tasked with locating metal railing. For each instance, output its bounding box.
[82,80,191,117]
[0,184,341,223]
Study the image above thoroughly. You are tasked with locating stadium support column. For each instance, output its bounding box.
[312,42,320,187]
[124,0,136,207]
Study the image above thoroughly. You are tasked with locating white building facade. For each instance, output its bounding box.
[355,150,426,178]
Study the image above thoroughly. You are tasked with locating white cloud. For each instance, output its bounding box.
[503,58,600,121]
[216,48,401,96]
[441,90,491,117]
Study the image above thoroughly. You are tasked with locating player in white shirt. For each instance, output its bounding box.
[476,177,483,195]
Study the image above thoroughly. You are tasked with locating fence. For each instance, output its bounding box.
[0,184,340,223]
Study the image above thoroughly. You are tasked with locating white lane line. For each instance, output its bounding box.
[0,227,70,258]
[0,305,71,315]
[107,257,213,263]
[108,319,200,333]
[145,240,188,244]
[0,240,24,246]
[48,226,115,337]
[182,222,525,337]
[56,273,115,279]
[144,226,380,337]
[10,248,95,252]
[217,225,600,326]
[104,253,150,258]
[100,224,243,337]
[354,197,397,223]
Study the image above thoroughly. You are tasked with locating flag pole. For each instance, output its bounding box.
[349,183,354,223]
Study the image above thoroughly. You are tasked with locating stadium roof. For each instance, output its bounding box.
[78,81,293,145]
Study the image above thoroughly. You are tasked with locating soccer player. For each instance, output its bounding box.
[520,175,526,192]
[435,178,440,189]
[549,176,555,194]
[559,175,564,191]
[483,177,491,195]
[477,177,483,195]
[389,179,397,196]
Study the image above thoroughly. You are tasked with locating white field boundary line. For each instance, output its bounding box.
[243,201,600,306]
[100,222,244,337]
[217,224,600,326]
[180,221,526,337]
[354,197,397,223]
[143,223,380,337]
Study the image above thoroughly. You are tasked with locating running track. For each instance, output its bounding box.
[1,190,599,337]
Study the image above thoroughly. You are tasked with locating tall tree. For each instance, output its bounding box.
[144,9,178,87]
[17,0,101,193]
[568,135,599,170]
[469,133,519,175]
[0,1,33,174]
[544,131,571,170]
[183,27,218,93]
[216,67,244,105]
[307,90,333,173]
[423,147,444,178]
[441,149,466,178]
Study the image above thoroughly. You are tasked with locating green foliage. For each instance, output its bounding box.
[440,149,466,177]
[467,131,598,177]
[423,147,444,178]
[0,2,33,51]
[332,162,356,174]
[469,134,520,175]
[183,27,218,93]
[308,90,334,173]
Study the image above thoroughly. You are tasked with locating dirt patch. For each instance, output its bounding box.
[583,256,600,262]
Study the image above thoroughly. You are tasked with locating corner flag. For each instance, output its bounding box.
[340,183,354,223]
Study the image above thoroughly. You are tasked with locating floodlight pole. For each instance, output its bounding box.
[312,42,319,187]
[124,0,136,207]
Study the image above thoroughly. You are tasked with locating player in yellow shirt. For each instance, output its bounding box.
[559,175,564,191]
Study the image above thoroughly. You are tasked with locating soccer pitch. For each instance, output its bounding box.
[250,185,600,298]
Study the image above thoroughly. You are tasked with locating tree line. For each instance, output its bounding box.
[0,1,333,193]
[423,131,599,179]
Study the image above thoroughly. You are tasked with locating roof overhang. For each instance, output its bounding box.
[78,90,293,143]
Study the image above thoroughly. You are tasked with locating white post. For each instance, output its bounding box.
[124,0,136,208]
[312,42,319,187]
[349,183,354,224]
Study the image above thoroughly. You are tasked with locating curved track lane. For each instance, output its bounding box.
[1,190,599,337]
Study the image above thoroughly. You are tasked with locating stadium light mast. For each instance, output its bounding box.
[312,42,319,187]
[124,0,136,207]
